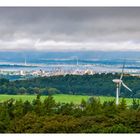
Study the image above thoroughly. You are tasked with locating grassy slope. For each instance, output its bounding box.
[0,94,137,105]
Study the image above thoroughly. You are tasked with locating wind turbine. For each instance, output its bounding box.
[112,63,133,105]
[72,56,78,66]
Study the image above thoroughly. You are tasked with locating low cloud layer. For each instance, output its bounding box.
[0,7,140,51]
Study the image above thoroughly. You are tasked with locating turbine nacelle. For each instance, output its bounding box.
[112,79,122,84]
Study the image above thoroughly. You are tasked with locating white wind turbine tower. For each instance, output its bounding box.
[112,63,133,105]
[73,56,78,66]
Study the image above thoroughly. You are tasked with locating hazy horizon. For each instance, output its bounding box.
[0,51,140,63]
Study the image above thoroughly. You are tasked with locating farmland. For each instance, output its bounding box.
[0,94,137,105]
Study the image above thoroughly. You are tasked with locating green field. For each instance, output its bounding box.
[0,94,138,105]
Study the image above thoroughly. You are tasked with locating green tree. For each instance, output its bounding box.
[80,99,87,108]
[0,85,7,94]
[118,98,127,111]
[13,100,24,118]
[86,97,102,115]
[47,88,60,95]
[131,99,140,110]
[58,102,74,115]
[43,95,56,115]
[32,94,43,115]
[102,100,117,117]
[23,100,33,115]
[0,121,6,133]
[18,87,27,94]
[9,112,40,133]
[40,88,48,95]
[33,87,40,95]
[104,124,133,133]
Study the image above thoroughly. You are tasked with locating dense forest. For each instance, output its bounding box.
[0,95,140,133]
[0,73,140,97]
[0,74,140,133]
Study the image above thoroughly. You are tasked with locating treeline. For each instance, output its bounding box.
[0,73,140,97]
[0,95,140,133]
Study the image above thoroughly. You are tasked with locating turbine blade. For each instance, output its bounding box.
[120,61,125,80]
[122,82,132,92]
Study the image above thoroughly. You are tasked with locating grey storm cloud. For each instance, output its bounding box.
[0,7,140,51]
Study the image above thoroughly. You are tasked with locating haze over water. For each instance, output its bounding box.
[0,51,140,73]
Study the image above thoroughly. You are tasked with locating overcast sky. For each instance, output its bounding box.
[0,7,140,51]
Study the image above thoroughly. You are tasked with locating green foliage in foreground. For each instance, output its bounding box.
[0,95,140,133]
[0,94,137,105]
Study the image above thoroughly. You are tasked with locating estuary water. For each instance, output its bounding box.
[0,59,140,73]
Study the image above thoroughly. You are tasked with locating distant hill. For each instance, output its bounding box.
[0,51,140,63]
[0,73,140,98]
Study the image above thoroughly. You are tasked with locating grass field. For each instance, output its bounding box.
[0,94,138,105]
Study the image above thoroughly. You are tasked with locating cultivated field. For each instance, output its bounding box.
[0,94,138,105]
